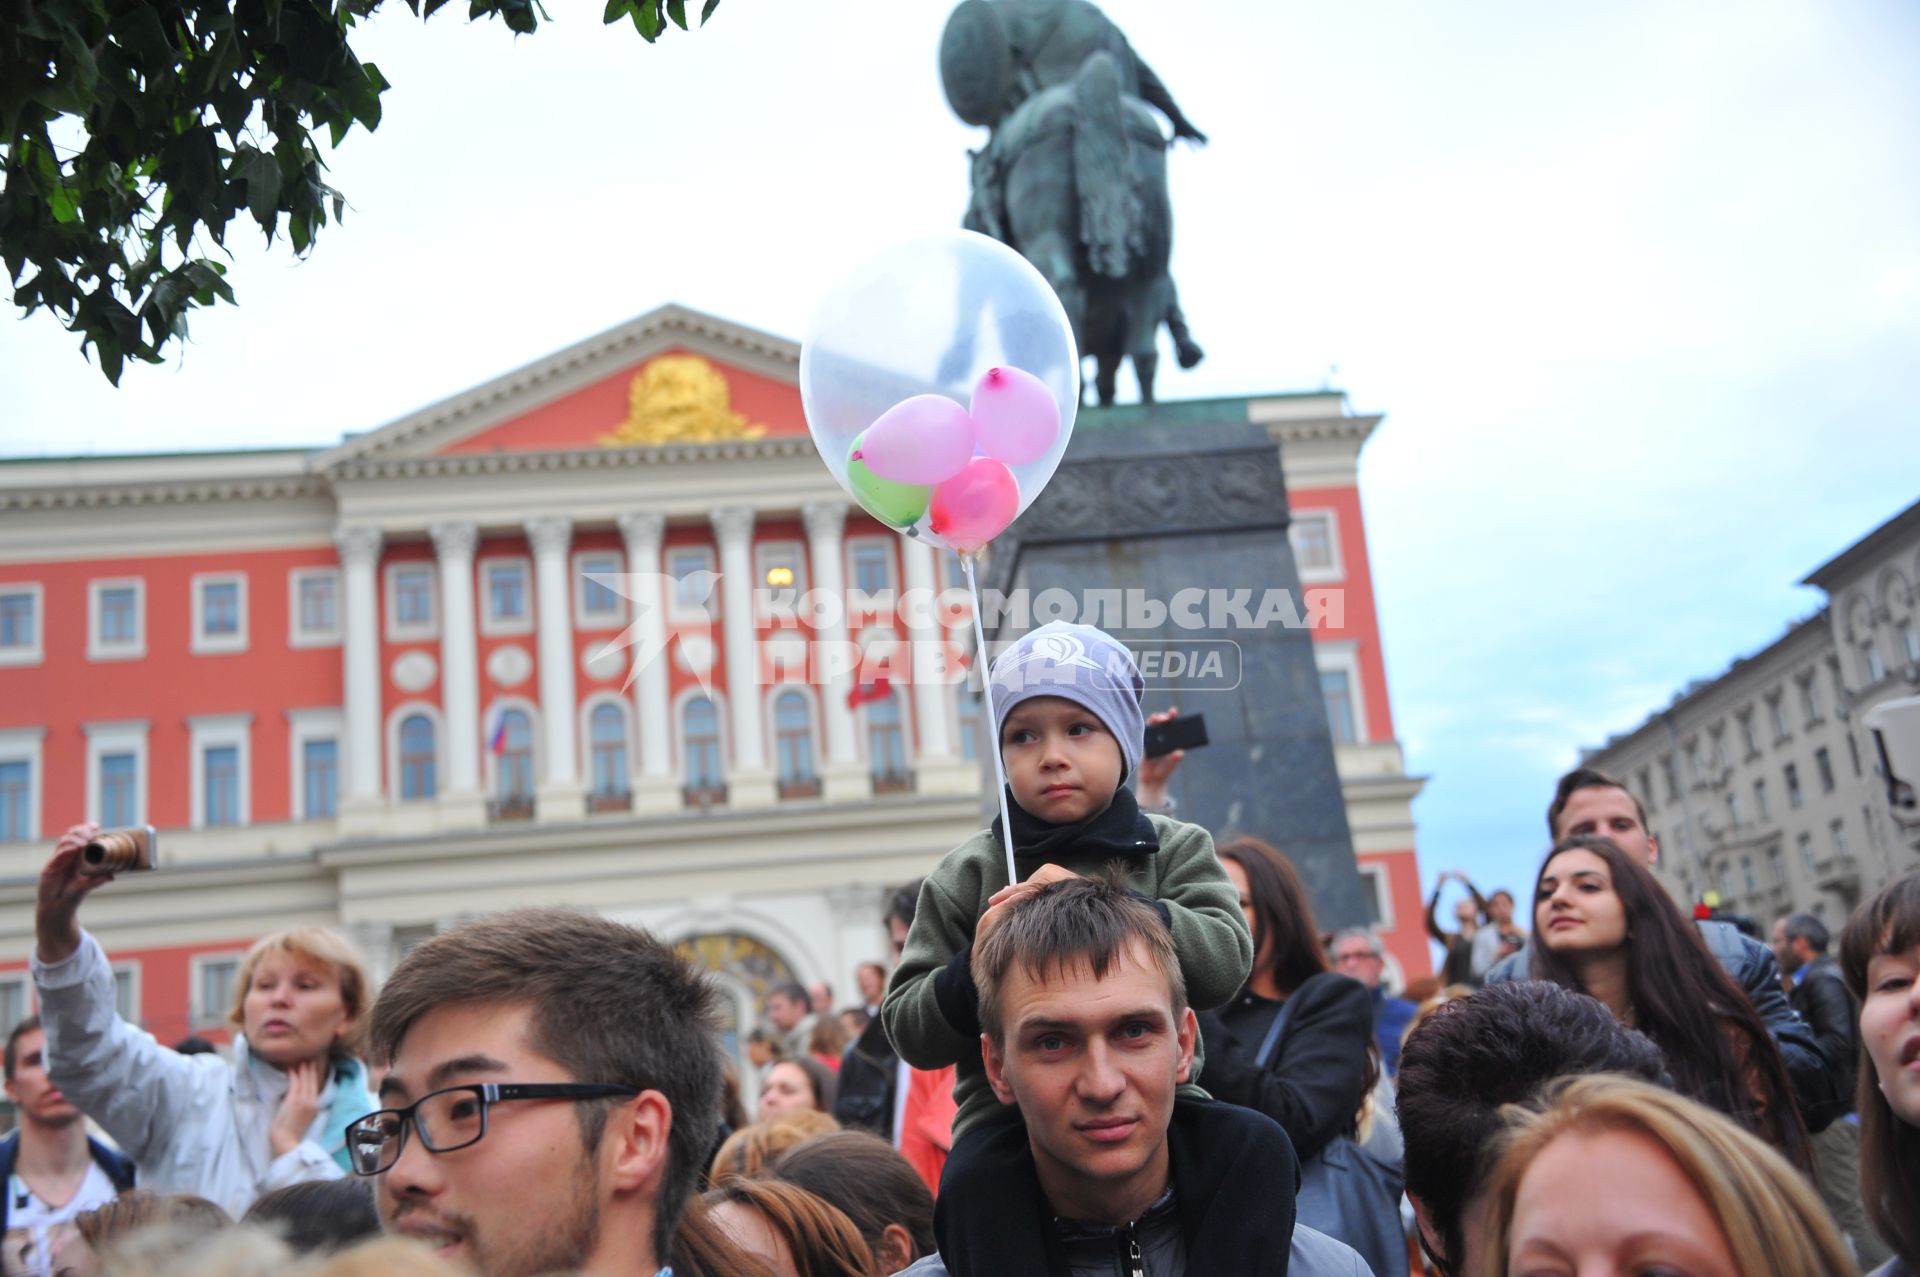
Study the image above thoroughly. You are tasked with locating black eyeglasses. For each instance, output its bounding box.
[346,1082,640,1176]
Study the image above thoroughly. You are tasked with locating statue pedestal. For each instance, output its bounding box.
[985,411,1372,928]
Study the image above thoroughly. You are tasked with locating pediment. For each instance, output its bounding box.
[319,305,804,467]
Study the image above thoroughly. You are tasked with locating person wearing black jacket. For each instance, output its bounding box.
[1774,911,1892,1269]
[1193,837,1405,1277]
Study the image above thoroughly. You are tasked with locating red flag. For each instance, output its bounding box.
[848,674,893,709]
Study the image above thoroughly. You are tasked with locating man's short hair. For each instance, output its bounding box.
[1780,911,1829,954]
[369,908,725,1260]
[1330,926,1381,957]
[1546,765,1648,839]
[884,883,920,931]
[767,981,807,1007]
[971,875,1184,1044]
[4,1015,41,1081]
[1396,981,1668,1275]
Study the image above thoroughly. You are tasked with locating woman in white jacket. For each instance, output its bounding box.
[30,823,379,1218]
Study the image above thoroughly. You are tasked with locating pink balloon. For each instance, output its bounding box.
[970,366,1060,466]
[929,458,1020,554]
[852,395,975,485]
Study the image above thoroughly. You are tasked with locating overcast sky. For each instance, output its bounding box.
[3,1,1917,931]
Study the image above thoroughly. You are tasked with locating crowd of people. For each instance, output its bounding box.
[4,617,1919,1277]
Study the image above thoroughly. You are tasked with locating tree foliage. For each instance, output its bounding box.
[1,0,718,384]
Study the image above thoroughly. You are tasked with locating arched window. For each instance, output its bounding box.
[867,692,910,792]
[774,691,818,798]
[590,703,630,809]
[495,709,534,812]
[399,714,437,801]
[683,697,725,804]
[955,688,981,762]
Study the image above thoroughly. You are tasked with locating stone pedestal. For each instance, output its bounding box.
[985,412,1372,928]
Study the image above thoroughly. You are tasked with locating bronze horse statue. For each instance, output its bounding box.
[945,0,1204,406]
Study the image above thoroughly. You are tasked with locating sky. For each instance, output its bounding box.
[3,1,1918,927]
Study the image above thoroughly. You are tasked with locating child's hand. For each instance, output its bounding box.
[978,863,1084,941]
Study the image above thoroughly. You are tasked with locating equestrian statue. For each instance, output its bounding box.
[940,0,1207,405]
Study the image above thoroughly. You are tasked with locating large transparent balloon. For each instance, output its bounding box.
[799,230,1079,555]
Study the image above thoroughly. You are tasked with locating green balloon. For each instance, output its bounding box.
[847,439,931,528]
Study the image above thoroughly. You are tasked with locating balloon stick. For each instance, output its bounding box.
[963,553,1019,887]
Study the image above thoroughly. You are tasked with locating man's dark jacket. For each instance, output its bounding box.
[0,1129,136,1237]
[931,1097,1297,1277]
[833,1016,897,1137]
[1486,919,1847,1130]
[1789,953,1858,1090]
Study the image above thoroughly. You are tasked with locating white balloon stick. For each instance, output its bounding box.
[964,553,1020,888]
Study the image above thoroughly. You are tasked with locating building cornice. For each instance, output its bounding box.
[329,434,819,483]
[317,305,802,468]
[1802,497,1920,590]
[0,473,329,513]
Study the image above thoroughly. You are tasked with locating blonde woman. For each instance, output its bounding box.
[1475,1075,1852,1277]
[33,824,379,1218]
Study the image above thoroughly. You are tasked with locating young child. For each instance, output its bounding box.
[881,621,1252,1220]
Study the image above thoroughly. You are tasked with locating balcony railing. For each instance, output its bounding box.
[870,770,917,796]
[683,783,729,811]
[777,777,823,801]
[489,795,535,822]
[588,789,632,814]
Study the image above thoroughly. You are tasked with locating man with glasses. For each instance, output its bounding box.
[351,908,724,1277]
[1328,927,1415,1076]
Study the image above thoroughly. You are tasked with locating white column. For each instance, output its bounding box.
[334,525,385,834]
[618,512,679,814]
[526,516,584,821]
[711,506,775,807]
[430,521,486,827]
[902,537,976,796]
[803,501,868,802]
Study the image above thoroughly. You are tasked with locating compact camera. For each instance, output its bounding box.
[80,826,160,875]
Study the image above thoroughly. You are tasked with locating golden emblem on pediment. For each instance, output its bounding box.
[598,355,768,447]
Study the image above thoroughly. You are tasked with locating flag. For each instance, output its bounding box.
[487,708,509,755]
[848,674,892,710]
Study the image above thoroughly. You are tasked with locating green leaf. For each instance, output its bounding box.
[48,186,80,224]
[631,0,663,39]
[701,0,720,22]
[602,0,631,22]
[667,0,687,29]
[237,146,281,235]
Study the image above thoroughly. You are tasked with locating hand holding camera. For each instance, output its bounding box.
[36,822,158,965]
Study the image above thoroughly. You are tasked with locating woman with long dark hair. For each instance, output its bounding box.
[1195,836,1405,1277]
[1839,871,1920,1277]
[1529,834,1813,1172]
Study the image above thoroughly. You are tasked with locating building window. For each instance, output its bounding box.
[1799,677,1822,725]
[1901,619,1920,666]
[849,542,893,598]
[1860,639,1886,685]
[302,739,338,819]
[683,697,724,799]
[1725,792,1741,827]
[290,569,341,647]
[1784,763,1803,809]
[1737,711,1758,758]
[1753,778,1770,822]
[957,689,981,762]
[1768,848,1784,885]
[399,714,437,801]
[1740,856,1755,893]
[1661,754,1680,802]
[192,574,248,654]
[483,561,531,631]
[588,703,630,806]
[774,692,817,797]
[667,547,717,613]
[1798,831,1815,875]
[386,564,437,640]
[494,709,535,813]
[1847,733,1863,778]
[0,759,30,841]
[111,965,139,1025]
[1831,818,1849,860]
[203,746,240,826]
[1767,694,1790,742]
[755,543,809,620]
[100,754,136,826]
[89,580,145,660]
[1322,669,1357,746]
[576,553,624,628]
[191,955,241,1026]
[867,692,909,789]
[1288,510,1343,582]
[1814,747,1835,794]
[0,584,42,665]
[0,977,29,1035]
[1709,726,1729,770]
